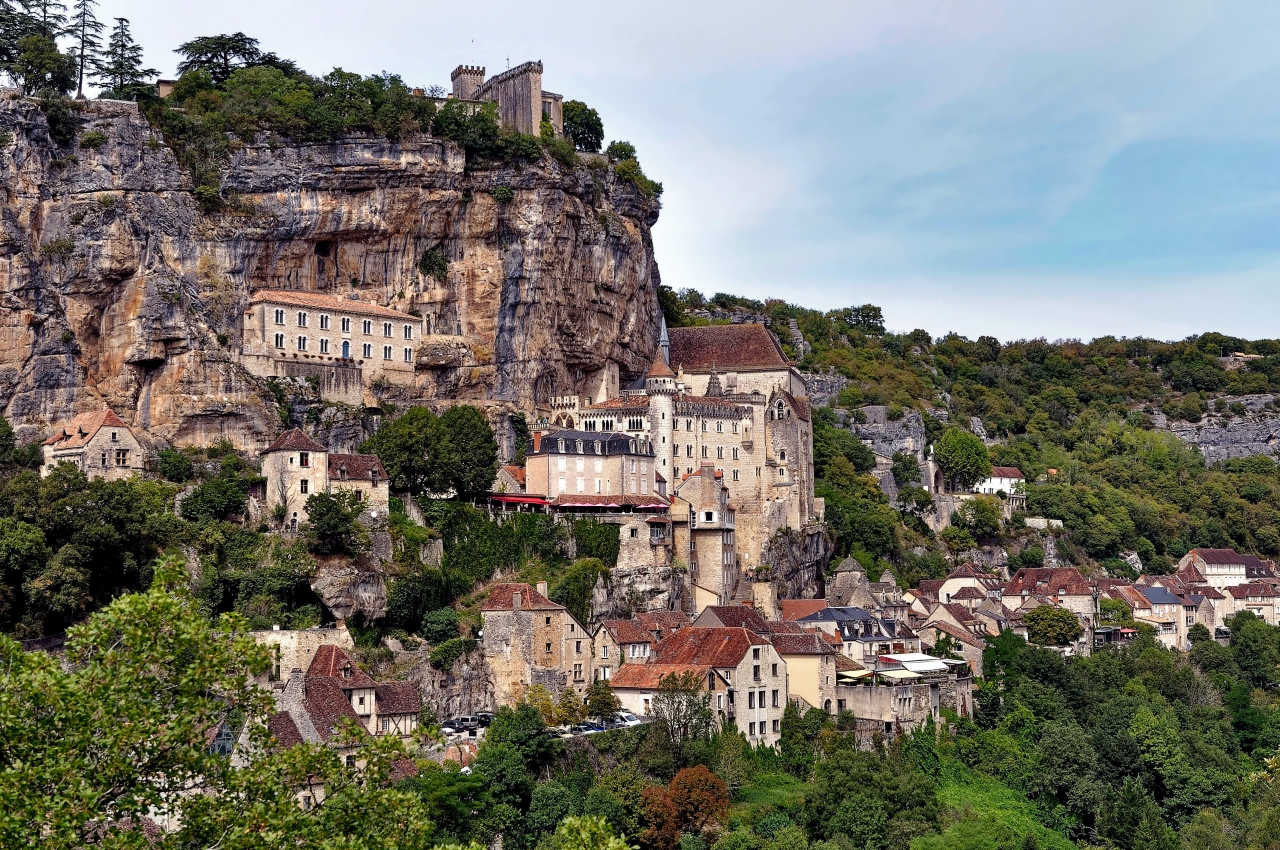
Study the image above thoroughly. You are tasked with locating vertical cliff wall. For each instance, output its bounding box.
[0,93,662,449]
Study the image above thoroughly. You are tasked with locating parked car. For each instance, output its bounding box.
[443,716,479,732]
[475,712,496,727]
[614,711,643,727]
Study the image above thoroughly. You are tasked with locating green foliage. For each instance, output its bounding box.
[156,446,194,482]
[302,489,369,556]
[77,128,105,148]
[489,184,514,203]
[429,636,476,670]
[545,135,580,168]
[425,500,564,589]
[93,17,157,100]
[935,428,992,491]
[890,452,922,487]
[550,557,608,626]
[39,236,75,259]
[605,140,636,161]
[180,475,247,523]
[418,247,448,280]
[439,405,499,495]
[1022,605,1084,647]
[586,678,623,720]
[813,408,875,478]
[563,100,604,152]
[362,404,496,497]
[421,605,459,643]
[486,701,562,769]
[614,157,663,197]
[956,495,1003,539]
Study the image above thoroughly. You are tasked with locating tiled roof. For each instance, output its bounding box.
[668,325,791,372]
[779,599,829,621]
[601,619,654,645]
[834,654,864,672]
[989,466,1025,479]
[307,645,376,687]
[303,677,364,741]
[928,620,987,649]
[609,662,711,690]
[946,564,991,579]
[249,289,418,322]
[1228,582,1278,599]
[268,711,305,747]
[699,605,770,632]
[550,494,670,509]
[1005,568,1092,597]
[1187,548,1251,565]
[374,682,421,715]
[633,611,691,638]
[950,587,986,601]
[263,428,327,454]
[939,603,982,626]
[328,453,386,481]
[770,632,838,655]
[531,430,653,456]
[776,390,811,423]
[645,353,676,378]
[1175,563,1207,583]
[1109,586,1148,609]
[502,465,527,486]
[584,396,651,411]
[762,620,810,634]
[652,627,766,667]
[41,409,129,448]
[915,580,944,599]
[390,758,419,782]
[1199,586,1226,600]
[481,582,564,612]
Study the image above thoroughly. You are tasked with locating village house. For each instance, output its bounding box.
[670,464,739,612]
[1003,567,1098,651]
[798,606,921,667]
[480,582,594,705]
[632,611,692,642]
[594,619,654,681]
[41,409,145,480]
[259,428,389,531]
[769,630,840,713]
[524,430,660,502]
[936,564,1005,606]
[973,466,1027,509]
[1177,548,1276,591]
[1225,583,1280,625]
[916,621,987,676]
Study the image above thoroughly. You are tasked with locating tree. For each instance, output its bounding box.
[421,606,459,643]
[0,555,436,849]
[651,671,713,768]
[179,476,247,523]
[302,490,369,556]
[1099,596,1131,624]
[957,495,1002,539]
[551,816,633,850]
[585,678,622,721]
[1187,622,1212,644]
[11,32,74,94]
[486,701,562,768]
[156,446,193,482]
[891,452,922,487]
[66,0,100,97]
[668,765,730,836]
[562,99,603,152]
[360,406,457,496]
[556,685,586,725]
[472,741,531,809]
[813,407,875,477]
[175,32,263,83]
[1023,605,1083,647]
[92,17,155,99]
[24,0,66,39]
[934,428,992,492]
[438,405,498,495]
[839,304,886,335]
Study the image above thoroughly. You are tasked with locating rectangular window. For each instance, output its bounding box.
[732,469,739,481]
[701,446,708,458]
[772,719,779,733]
[602,645,608,658]
[114,449,128,466]
[383,322,393,337]
[341,316,351,332]
[274,333,284,348]
[771,663,777,677]
[772,689,778,707]
[274,308,285,325]
[686,446,693,458]
[300,479,309,494]
[748,691,756,709]
[404,325,413,340]
[749,722,756,736]
[381,718,390,732]
[297,336,307,351]
[362,343,372,358]
[383,345,392,360]
[576,477,585,493]
[732,447,739,460]
[320,338,329,354]
[753,664,761,680]
[753,648,761,660]
[299,452,310,468]
[363,319,372,335]
[297,311,307,327]
[575,640,582,653]
[320,314,330,330]
[404,347,412,362]
[546,643,552,653]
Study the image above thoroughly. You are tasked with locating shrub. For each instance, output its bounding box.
[180,477,248,522]
[421,606,459,644]
[78,130,107,149]
[605,140,636,162]
[613,158,662,197]
[429,636,476,669]
[489,185,514,203]
[40,237,75,260]
[417,248,448,282]
[156,447,194,483]
[543,136,578,169]
[302,490,369,556]
[0,131,13,148]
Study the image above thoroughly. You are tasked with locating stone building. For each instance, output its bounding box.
[670,463,738,611]
[576,323,818,576]
[770,630,839,713]
[481,582,594,706]
[252,624,355,688]
[260,428,389,531]
[451,62,564,137]
[525,430,660,501]
[797,606,921,668]
[594,619,654,681]
[40,409,145,480]
[241,291,422,405]
[1177,548,1274,591]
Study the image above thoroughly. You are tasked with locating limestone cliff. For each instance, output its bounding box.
[1151,395,1280,465]
[0,94,662,450]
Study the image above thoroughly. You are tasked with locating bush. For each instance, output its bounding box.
[429,636,476,670]
[614,158,662,197]
[78,130,107,149]
[180,477,248,522]
[421,606,459,644]
[156,447,194,483]
[543,136,579,169]
[302,490,369,556]
[417,248,448,282]
[605,140,636,162]
[563,100,604,152]
[489,185,514,203]
[39,237,75,260]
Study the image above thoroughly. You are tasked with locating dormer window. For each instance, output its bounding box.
[576,440,583,453]
[557,439,565,452]
[342,663,351,678]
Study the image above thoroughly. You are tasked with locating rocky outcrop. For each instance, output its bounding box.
[309,555,389,620]
[403,646,495,716]
[756,526,830,601]
[800,369,848,409]
[590,562,686,623]
[839,406,928,464]
[0,94,662,451]
[1152,396,1280,464]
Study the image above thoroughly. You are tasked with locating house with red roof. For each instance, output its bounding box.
[260,427,388,532]
[481,581,593,706]
[41,409,144,481]
[595,619,655,681]
[1178,548,1276,591]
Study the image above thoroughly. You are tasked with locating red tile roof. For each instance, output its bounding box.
[762,620,810,634]
[307,645,376,687]
[268,711,305,747]
[668,325,791,372]
[263,427,327,454]
[502,465,527,486]
[1186,548,1251,565]
[1228,582,1278,599]
[550,494,670,509]
[374,682,422,715]
[946,564,992,579]
[779,599,829,621]
[633,611,691,638]
[249,289,418,322]
[928,620,987,649]
[584,396,651,411]
[950,587,986,601]
[481,582,564,612]
[916,580,944,599]
[42,409,130,448]
[769,632,838,655]
[989,466,1025,479]
[609,662,711,690]
[1005,568,1092,597]
[645,353,676,378]
[652,627,767,667]
[303,677,364,741]
[698,605,770,632]
[601,619,654,646]
[328,453,386,481]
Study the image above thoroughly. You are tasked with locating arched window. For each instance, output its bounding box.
[779,450,787,461]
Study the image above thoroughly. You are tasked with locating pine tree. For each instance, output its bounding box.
[0,0,34,73]
[92,17,154,100]
[20,0,65,39]
[67,0,100,96]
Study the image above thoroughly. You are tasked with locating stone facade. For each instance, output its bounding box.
[480,582,594,706]
[40,408,144,480]
[670,463,738,611]
[454,61,564,137]
[525,430,659,500]
[260,428,389,530]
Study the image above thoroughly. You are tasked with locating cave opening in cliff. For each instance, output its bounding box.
[314,240,333,257]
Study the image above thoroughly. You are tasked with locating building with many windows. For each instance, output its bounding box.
[242,291,422,404]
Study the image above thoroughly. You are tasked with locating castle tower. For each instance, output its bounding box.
[658,316,670,365]
[644,352,677,478]
[451,65,485,100]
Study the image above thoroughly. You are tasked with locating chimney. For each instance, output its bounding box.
[532,432,542,453]
[537,580,549,597]
[512,591,521,612]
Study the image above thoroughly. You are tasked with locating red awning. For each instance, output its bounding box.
[488,495,549,505]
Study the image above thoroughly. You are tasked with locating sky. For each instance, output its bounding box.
[102,0,1280,342]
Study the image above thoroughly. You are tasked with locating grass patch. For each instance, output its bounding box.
[730,772,810,816]
[911,760,1077,850]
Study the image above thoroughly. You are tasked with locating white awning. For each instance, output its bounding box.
[898,658,949,673]
[876,669,922,680]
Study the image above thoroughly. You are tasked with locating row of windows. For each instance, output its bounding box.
[677,444,740,461]
[682,467,749,480]
[558,476,649,495]
[273,309,413,339]
[273,334,412,362]
[747,720,780,737]
[680,419,741,434]
[746,689,780,709]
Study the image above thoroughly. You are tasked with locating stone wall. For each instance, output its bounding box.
[403,645,495,717]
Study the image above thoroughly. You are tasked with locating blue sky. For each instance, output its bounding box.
[117,0,1280,341]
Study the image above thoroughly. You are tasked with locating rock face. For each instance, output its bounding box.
[757,526,831,601]
[403,646,495,716]
[590,562,686,624]
[0,94,662,450]
[1152,396,1280,465]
